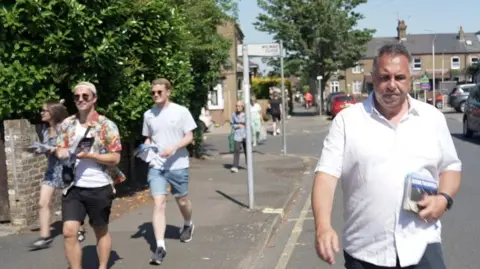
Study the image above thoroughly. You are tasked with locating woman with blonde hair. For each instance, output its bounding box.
[250,96,263,146]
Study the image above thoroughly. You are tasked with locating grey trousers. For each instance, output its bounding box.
[344,243,446,269]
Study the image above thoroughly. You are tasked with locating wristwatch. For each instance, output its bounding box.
[438,192,453,210]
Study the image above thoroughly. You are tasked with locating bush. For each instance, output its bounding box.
[251,77,291,99]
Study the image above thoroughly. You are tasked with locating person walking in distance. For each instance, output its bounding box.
[230,100,247,173]
[312,43,461,269]
[142,78,197,265]
[56,82,124,269]
[30,100,69,249]
[268,91,282,135]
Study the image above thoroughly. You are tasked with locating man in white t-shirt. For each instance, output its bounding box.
[142,78,197,265]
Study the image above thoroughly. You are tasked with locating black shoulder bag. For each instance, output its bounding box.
[61,126,92,185]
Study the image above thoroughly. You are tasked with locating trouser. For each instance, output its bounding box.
[344,243,446,269]
[251,118,261,144]
[232,140,246,168]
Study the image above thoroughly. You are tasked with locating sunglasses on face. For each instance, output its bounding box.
[151,90,166,96]
[74,93,93,102]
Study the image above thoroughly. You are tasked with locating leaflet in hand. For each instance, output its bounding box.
[402,173,438,213]
[134,144,166,169]
[26,142,55,154]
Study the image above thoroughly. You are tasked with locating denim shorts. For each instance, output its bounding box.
[147,168,189,197]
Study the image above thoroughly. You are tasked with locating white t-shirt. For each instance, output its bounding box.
[142,103,197,170]
[251,103,262,120]
[74,123,111,188]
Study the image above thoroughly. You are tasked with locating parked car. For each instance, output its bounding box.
[331,94,356,118]
[448,84,476,112]
[326,91,346,115]
[463,84,480,137]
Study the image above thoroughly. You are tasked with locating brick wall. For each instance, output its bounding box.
[3,119,62,226]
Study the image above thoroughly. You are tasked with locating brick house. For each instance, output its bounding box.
[327,20,480,96]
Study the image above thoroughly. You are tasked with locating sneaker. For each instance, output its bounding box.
[179,223,195,243]
[150,247,167,265]
[30,237,53,249]
[230,167,238,173]
[77,230,86,242]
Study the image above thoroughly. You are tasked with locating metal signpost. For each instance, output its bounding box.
[420,74,431,102]
[238,42,285,209]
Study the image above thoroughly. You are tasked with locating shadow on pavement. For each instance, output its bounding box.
[215,190,248,208]
[81,246,122,269]
[28,220,63,242]
[130,222,180,252]
[451,133,480,145]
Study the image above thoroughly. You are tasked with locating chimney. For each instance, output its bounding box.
[458,26,465,41]
[397,20,407,41]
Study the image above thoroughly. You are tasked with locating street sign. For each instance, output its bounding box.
[420,74,431,90]
[237,43,281,57]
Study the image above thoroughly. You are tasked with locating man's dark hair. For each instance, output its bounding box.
[372,43,413,74]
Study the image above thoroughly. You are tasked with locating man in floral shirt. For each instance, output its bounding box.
[56,82,124,269]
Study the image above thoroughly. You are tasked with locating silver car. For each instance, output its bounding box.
[448,84,476,112]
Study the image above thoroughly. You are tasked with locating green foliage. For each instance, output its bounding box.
[255,0,375,102]
[0,0,237,157]
[251,77,291,99]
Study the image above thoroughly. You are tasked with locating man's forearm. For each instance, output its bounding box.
[90,152,120,166]
[438,170,461,197]
[173,132,194,150]
[312,172,338,230]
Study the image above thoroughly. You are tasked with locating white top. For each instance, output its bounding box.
[74,123,111,188]
[251,103,262,120]
[315,94,461,267]
[142,103,197,170]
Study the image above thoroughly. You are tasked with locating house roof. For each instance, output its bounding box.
[365,31,480,58]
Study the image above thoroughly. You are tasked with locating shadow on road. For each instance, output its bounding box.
[81,246,122,269]
[28,220,63,242]
[451,133,480,145]
[216,190,249,208]
[131,222,180,252]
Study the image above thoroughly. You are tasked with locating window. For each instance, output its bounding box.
[413,58,422,70]
[330,81,340,93]
[208,83,224,110]
[451,56,460,69]
[352,80,362,93]
[352,64,362,73]
[471,56,479,65]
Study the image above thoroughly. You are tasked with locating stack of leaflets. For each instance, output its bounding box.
[402,173,438,213]
[134,144,166,169]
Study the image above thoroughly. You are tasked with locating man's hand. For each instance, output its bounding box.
[77,151,94,160]
[160,147,176,158]
[56,148,69,160]
[315,226,340,265]
[418,195,448,222]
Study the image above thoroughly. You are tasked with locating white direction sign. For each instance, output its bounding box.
[237,43,281,57]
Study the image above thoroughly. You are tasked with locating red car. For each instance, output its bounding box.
[331,94,356,117]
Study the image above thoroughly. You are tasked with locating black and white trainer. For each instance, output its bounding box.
[150,247,167,265]
[179,223,195,243]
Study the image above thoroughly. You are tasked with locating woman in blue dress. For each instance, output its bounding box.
[30,100,69,249]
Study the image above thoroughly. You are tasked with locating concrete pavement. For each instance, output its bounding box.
[0,150,315,269]
[257,112,480,269]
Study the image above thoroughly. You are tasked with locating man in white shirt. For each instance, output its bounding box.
[312,43,461,269]
[142,78,197,265]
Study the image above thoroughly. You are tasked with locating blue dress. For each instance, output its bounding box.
[42,126,64,189]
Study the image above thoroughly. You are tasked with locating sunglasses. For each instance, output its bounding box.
[74,93,93,102]
[151,90,166,96]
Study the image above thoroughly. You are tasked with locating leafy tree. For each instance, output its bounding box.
[255,0,375,107]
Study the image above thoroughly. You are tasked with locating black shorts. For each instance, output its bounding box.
[271,112,281,121]
[62,185,114,227]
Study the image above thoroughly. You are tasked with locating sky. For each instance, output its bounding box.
[238,0,480,73]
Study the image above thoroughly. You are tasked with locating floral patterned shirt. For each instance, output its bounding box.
[57,111,126,185]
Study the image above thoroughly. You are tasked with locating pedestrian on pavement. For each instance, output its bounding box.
[142,78,197,265]
[29,100,69,250]
[268,91,282,135]
[250,96,263,146]
[312,43,461,269]
[230,100,247,173]
[56,82,124,269]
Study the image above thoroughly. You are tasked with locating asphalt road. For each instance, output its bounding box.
[256,108,480,269]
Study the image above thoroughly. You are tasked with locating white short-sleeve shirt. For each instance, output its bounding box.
[315,93,461,267]
[142,103,197,170]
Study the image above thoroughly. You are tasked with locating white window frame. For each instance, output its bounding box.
[330,81,340,93]
[208,83,224,110]
[413,58,422,70]
[352,63,362,74]
[451,56,460,70]
[352,80,362,94]
[471,56,479,65]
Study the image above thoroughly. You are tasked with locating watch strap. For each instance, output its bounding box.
[439,192,453,210]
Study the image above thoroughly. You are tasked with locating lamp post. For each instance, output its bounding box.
[426,29,437,106]
[317,75,323,115]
